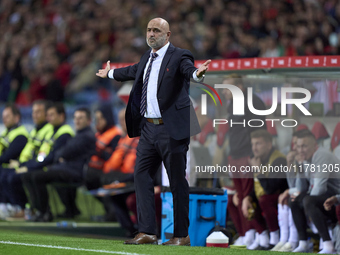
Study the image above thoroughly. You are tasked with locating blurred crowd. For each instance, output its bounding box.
[1,0,340,104]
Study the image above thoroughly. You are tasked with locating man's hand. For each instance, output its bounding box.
[196,59,211,78]
[16,166,28,174]
[58,157,65,163]
[286,151,297,166]
[242,196,253,219]
[96,60,111,78]
[249,157,261,167]
[9,159,20,169]
[295,154,304,164]
[278,189,290,205]
[290,191,300,202]
[324,196,337,211]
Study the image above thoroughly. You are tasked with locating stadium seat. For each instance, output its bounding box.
[311,121,329,141]
[217,122,229,147]
[266,121,277,136]
[296,124,309,131]
[331,122,340,151]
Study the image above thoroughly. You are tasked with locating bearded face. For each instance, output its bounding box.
[146,32,167,49]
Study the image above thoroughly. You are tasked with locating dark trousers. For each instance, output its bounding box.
[84,167,103,190]
[0,167,8,204]
[21,170,79,214]
[227,194,243,235]
[85,167,135,232]
[135,121,189,236]
[85,167,130,190]
[0,186,5,204]
[228,156,256,236]
[1,168,27,208]
[126,192,162,235]
[248,200,267,234]
[258,193,280,232]
[107,193,136,234]
[290,193,337,241]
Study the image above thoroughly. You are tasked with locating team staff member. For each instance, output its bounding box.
[221,74,267,248]
[103,109,138,175]
[0,104,28,167]
[22,108,96,222]
[16,100,54,164]
[100,108,140,237]
[19,103,74,173]
[86,104,122,190]
[20,103,74,220]
[324,194,340,223]
[0,104,28,219]
[96,17,210,245]
[1,100,53,219]
[242,129,287,250]
[85,105,122,221]
[290,130,340,254]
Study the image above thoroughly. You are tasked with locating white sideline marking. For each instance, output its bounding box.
[0,241,148,255]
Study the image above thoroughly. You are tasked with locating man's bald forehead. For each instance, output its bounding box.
[148,18,170,31]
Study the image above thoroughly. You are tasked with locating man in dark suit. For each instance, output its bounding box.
[96,17,210,246]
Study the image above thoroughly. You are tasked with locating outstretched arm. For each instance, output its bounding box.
[196,59,211,78]
[96,60,139,82]
[96,60,111,78]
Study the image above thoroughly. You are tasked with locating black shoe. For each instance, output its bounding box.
[268,244,275,250]
[255,244,275,250]
[57,212,74,219]
[71,207,81,217]
[57,207,81,219]
[104,213,117,222]
[29,211,43,222]
[56,212,77,219]
[35,211,53,222]
[126,228,138,238]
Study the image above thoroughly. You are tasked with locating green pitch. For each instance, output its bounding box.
[0,229,308,255]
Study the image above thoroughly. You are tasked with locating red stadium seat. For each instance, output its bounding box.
[331,122,340,151]
[266,121,277,136]
[311,121,329,141]
[197,119,215,145]
[296,124,309,131]
[217,122,229,147]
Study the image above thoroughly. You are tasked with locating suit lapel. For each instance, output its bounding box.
[133,50,151,92]
[157,43,175,91]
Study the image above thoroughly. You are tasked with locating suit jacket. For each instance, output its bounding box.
[114,43,201,140]
[53,126,96,179]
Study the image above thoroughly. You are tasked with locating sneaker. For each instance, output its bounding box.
[293,244,308,253]
[6,210,25,221]
[318,249,336,254]
[279,242,295,252]
[0,207,9,220]
[271,241,286,251]
[233,236,244,246]
[244,230,256,247]
[247,241,260,250]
